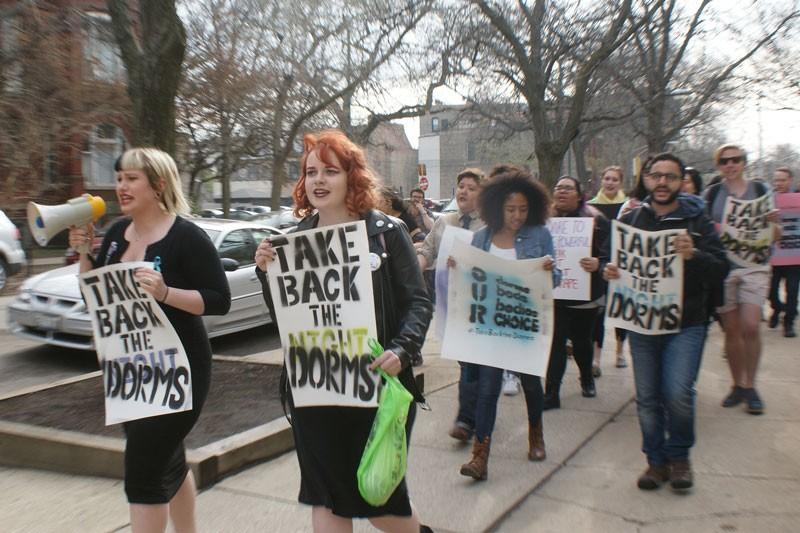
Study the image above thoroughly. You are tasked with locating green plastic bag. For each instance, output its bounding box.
[357,339,414,506]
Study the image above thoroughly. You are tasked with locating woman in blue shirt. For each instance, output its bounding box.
[454,169,559,481]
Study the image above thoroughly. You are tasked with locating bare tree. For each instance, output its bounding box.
[107,0,186,155]
[178,0,278,213]
[611,0,799,153]
[452,0,640,186]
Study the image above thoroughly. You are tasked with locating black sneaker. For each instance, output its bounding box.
[721,386,745,408]
[768,311,780,329]
[744,388,764,415]
[785,322,797,338]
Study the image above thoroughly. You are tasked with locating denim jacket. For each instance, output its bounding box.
[471,224,561,287]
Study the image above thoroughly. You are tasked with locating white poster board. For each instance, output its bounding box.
[79,262,192,425]
[434,225,474,340]
[441,239,554,376]
[720,193,774,267]
[605,221,684,335]
[266,221,380,408]
[547,217,594,301]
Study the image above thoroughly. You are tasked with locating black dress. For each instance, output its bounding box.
[258,210,431,518]
[93,216,231,503]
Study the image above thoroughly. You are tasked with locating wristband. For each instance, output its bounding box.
[161,286,170,303]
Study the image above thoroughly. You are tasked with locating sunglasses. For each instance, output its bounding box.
[718,156,744,165]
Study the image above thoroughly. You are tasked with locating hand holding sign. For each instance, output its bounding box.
[255,237,277,272]
[672,232,694,260]
[603,263,620,281]
[766,209,781,224]
[134,267,167,302]
[579,257,599,272]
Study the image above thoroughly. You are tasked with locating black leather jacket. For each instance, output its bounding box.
[256,209,432,403]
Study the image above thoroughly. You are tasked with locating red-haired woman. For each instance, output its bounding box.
[255,130,432,532]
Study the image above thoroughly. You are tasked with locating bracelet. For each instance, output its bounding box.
[160,286,170,303]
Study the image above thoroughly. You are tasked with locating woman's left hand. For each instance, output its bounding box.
[369,350,403,377]
[134,267,168,302]
[542,256,555,271]
[579,257,599,272]
[766,209,781,224]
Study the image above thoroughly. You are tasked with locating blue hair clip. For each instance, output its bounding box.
[153,256,162,273]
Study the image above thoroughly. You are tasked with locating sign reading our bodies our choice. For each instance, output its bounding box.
[79,262,192,425]
[720,193,774,267]
[547,217,594,301]
[605,221,683,335]
[266,221,379,408]
[771,193,800,266]
[441,239,553,376]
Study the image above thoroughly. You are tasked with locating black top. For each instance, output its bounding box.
[93,216,230,503]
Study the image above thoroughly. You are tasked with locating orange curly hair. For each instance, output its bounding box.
[293,130,378,218]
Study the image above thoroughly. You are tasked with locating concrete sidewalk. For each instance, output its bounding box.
[1,323,798,532]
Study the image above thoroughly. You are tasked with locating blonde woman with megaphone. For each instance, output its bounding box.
[69,147,231,533]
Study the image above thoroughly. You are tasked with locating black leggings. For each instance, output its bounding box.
[547,306,597,387]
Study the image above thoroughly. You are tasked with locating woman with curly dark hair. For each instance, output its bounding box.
[453,169,559,481]
[255,130,432,532]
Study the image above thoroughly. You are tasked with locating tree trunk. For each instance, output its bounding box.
[536,150,565,189]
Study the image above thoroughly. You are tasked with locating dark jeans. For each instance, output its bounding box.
[455,362,478,431]
[628,326,707,466]
[593,308,605,347]
[769,265,800,322]
[546,306,596,388]
[465,363,543,441]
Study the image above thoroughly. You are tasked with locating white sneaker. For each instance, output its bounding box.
[502,371,520,396]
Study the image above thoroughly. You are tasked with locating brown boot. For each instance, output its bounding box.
[460,436,490,480]
[528,418,546,461]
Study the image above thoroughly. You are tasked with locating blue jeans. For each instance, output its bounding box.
[628,326,707,466]
[464,363,543,441]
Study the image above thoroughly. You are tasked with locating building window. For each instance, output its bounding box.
[467,142,476,162]
[84,12,124,82]
[431,117,439,132]
[82,123,126,187]
[441,119,449,130]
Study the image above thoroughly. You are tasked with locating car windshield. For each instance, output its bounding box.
[442,198,457,212]
[201,228,221,242]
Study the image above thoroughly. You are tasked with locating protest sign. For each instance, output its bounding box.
[720,193,774,267]
[771,193,800,266]
[433,225,474,340]
[605,221,683,335]
[547,217,594,301]
[441,239,554,376]
[79,262,192,425]
[266,221,379,408]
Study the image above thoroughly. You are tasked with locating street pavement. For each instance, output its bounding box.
[1,315,798,532]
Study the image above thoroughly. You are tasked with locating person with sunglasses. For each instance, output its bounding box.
[604,153,728,492]
[703,144,781,415]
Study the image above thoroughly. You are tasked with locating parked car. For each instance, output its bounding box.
[0,210,26,292]
[199,208,224,218]
[244,205,272,214]
[7,219,283,350]
[226,208,259,220]
[250,210,302,230]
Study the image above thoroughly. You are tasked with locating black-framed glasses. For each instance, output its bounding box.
[553,185,577,192]
[646,172,682,183]
[718,156,744,165]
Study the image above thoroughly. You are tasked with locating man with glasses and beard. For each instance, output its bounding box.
[604,153,728,492]
[703,144,781,415]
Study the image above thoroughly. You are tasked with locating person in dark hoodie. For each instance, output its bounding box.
[603,153,729,493]
[544,176,610,410]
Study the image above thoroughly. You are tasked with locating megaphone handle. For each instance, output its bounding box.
[71,224,93,256]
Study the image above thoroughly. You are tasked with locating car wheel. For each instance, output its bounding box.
[0,259,7,293]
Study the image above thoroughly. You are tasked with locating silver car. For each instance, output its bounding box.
[7,218,281,350]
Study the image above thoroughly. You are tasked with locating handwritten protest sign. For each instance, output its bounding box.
[267,221,379,408]
[605,221,683,335]
[547,217,594,301]
[720,194,774,267]
[771,193,800,266]
[441,239,553,376]
[433,225,474,340]
[79,262,192,425]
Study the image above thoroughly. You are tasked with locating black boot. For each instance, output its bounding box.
[769,310,780,329]
[543,381,560,410]
[785,318,796,338]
